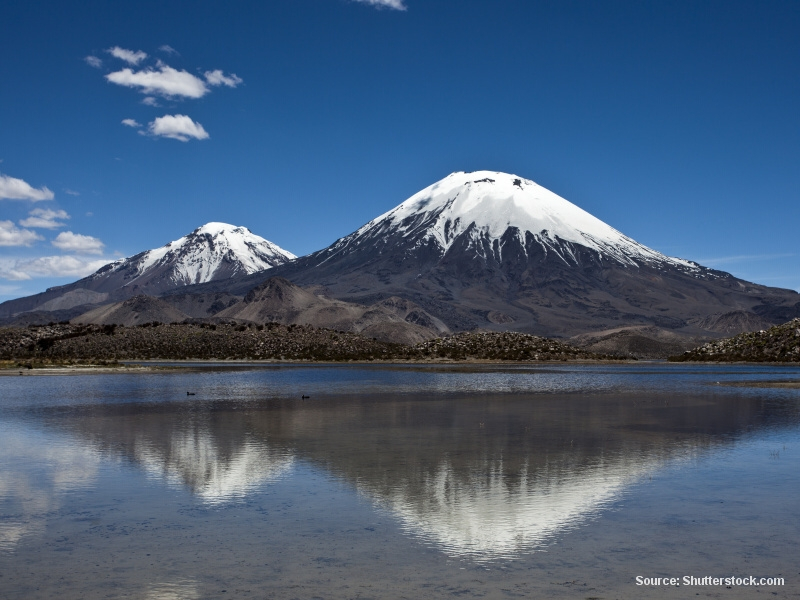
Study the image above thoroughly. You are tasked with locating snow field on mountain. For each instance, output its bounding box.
[117,222,296,286]
[353,171,697,269]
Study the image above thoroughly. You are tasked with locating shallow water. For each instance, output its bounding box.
[1,363,799,598]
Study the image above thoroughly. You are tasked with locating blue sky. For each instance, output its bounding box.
[1,0,798,301]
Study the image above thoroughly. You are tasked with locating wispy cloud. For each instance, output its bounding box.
[0,283,21,295]
[148,114,209,142]
[64,189,80,196]
[84,55,102,68]
[204,70,243,88]
[121,118,142,128]
[0,256,112,281]
[142,96,159,106]
[352,0,407,10]
[697,253,795,267]
[107,46,148,65]
[106,64,209,99]
[0,266,29,281]
[52,231,105,254]
[0,221,43,247]
[0,174,54,202]
[159,45,179,55]
[20,208,70,230]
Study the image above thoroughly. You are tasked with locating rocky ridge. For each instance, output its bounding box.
[415,331,605,361]
[671,318,800,363]
[0,323,614,363]
[69,278,450,345]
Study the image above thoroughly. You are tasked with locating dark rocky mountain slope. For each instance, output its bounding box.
[216,277,448,343]
[73,295,191,327]
[69,278,449,344]
[192,171,800,339]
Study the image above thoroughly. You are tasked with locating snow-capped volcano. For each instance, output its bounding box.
[0,223,296,317]
[238,170,797,337]
[97,222,296,288]
[328,171,695,270]
[76,222,295,298]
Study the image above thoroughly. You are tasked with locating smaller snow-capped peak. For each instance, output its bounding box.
[102,222,296,288]
[345,171,696,269]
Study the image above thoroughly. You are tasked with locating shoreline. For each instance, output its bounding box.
[716,379,800,389]
[4,357,800,376]
[670,359,800,366]
[0,357,642,375]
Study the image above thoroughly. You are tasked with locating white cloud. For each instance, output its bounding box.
[1,256,112,280]
[0,174,55,202]
[0,221,43,247]
[64,189,80,196]
[107,46,148,65]
[352,0,407,9]
[0,266,29,281]
[52,231,105,254]
[142,96,159,106]
[19,208,70,230]
[121,118,142,128]
[106,65,209,99]
[84,56,102,68]
[159,45,179,55]
[148,114,209,142]
[204,70,243,88]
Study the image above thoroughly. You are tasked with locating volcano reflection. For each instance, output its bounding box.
[49,406,295,503]
[370,454,652,559]
[43,391,793,558]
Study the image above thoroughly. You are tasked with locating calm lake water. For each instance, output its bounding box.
[1,363,799,599]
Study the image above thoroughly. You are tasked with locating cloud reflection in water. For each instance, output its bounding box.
[0,422,101,552]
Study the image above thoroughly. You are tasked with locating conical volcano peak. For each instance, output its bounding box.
[77,222,296,296]
[348,170,695,269]
[135,222,296,281]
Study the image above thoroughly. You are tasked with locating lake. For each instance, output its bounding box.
[1,363,799,599]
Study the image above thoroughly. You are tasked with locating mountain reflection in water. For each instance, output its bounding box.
[32,389,795,560]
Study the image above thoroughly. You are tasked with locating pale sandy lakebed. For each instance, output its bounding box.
[1,362,798,599]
